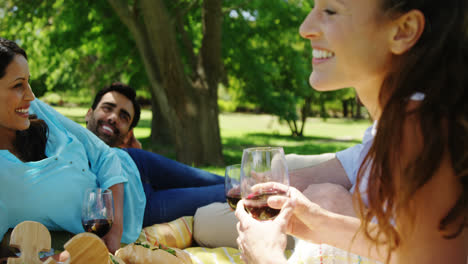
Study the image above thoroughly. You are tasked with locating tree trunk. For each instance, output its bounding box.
[298,96,312,137]
[150,95,174,146]
[286,120,298,137]
[355,96,363,119]
[320,97,327,119]
[342,99,349,118]
[107,0,224,166]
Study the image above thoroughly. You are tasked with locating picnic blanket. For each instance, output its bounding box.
[138,217,382,264]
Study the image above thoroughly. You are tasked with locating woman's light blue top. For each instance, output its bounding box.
[0,99,146,243]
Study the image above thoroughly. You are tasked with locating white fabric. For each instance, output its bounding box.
[285,153,336,171]
[335,143,364,186]
[193,202,239,249]
[335,122,376,206]
[288,239,382,263]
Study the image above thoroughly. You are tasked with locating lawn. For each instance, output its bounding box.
[54,106,371,175]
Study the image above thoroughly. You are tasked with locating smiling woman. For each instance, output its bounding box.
[0,38,47,162]
[235,0,468,263]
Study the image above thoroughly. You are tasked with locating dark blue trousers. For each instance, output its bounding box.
[125,148,225,226]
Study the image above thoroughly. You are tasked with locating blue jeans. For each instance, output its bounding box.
[125,148,225,226]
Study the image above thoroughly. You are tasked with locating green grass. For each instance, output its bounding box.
[54,106,371,175]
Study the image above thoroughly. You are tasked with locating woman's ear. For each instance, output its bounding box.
[389,10,425,55]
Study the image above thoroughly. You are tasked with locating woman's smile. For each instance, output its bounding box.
[15,105,30,118]
[312,47,335,65]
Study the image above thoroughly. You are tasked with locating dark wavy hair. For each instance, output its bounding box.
[355,0,468,261]
[0,38,48,162]
[91,82,141,130]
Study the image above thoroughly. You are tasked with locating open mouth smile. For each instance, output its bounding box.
[15,107,29,117]
[100,123,117,136]
[312,48,335,64]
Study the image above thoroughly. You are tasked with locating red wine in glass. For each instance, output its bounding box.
[82,219,113,238]
[240,147,290,221]
[226,188,241,210]
[225,164,241,210]
[82,188,114,238]
[243,188,287,220]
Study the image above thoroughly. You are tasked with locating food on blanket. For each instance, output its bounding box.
[82,219,113,237]
[115,242,192,264]
[244,188,287,220]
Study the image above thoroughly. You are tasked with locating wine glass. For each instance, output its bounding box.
[81,188,114,237]
[240,147,289,221]
[225,164,242,210]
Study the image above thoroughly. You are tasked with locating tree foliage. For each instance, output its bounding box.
[222,0,361,136]
[223,1,310,133]
[1,0,227,166]
[1,0,148,98]
[0,0,362,159]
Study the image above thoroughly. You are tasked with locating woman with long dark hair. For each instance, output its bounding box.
[236,0,467,263]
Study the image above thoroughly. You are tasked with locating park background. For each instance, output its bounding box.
[0,0,372,173]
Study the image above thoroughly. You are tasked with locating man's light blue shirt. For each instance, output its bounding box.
[0,99,145,243]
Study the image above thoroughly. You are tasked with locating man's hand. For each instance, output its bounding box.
[302,183,356,217]
[120,130,142,149]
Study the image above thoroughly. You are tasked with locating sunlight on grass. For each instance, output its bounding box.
[55,106,371,174]
[220,113,369,140]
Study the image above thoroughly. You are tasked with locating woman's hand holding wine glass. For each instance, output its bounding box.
[240,147,290,221]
